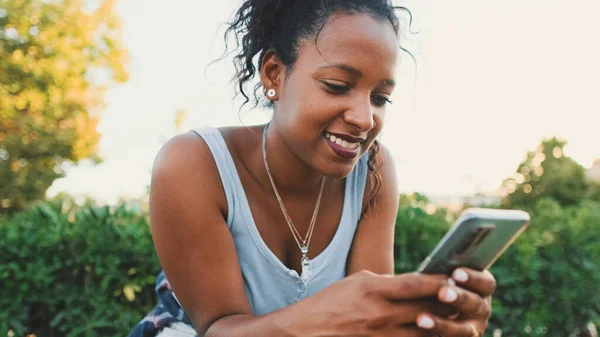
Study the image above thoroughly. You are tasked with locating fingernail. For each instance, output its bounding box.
[453,269,469,282]
[443,288,458,302]
[447,278,456,286]
[417,315,435,329]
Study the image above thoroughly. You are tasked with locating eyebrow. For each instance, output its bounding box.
[320,63,363,76]
[318,62,396,87]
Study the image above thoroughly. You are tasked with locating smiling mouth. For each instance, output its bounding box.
[324,132,362,150]
[323,132,363,159]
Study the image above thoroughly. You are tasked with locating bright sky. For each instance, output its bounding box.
[47,0,600,205]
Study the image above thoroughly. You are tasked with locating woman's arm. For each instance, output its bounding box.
[346,145,399,275]
[150,133,260,335]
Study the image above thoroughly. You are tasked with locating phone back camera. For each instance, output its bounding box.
[452,225,496,258]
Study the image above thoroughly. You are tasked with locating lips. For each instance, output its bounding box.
[324,132,362,159]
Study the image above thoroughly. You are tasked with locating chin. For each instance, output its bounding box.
[319,159,359,179]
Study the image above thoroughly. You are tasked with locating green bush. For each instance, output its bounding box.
[394,193,452,274]
[394,195,600,337]
[2,194,598,337]
[0,200,161,337]
[489,199,600,337]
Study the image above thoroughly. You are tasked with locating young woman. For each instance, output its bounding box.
[130,1,496,336]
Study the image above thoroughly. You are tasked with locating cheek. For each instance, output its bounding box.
[279,80,335,126]
[374,110,386,128]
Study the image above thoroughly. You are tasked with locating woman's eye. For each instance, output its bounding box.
[323,81,349,94]
[371,95,393,107]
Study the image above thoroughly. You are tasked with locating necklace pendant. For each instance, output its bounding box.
[301,246,308,254]
[301,256,311,282]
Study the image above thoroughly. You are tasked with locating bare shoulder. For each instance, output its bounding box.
[153,132,215,177]
[151,131,227,215]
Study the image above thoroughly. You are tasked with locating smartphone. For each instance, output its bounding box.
[417,208,530,275]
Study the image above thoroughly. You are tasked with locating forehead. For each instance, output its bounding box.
[295,12,399,77]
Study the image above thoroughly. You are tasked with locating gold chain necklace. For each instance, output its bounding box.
[262,124,326,282]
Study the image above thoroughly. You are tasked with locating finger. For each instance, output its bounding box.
[396,325,435,337]
[416,314,478,337]
[377,273,452,300]
[386,325,432,337]
[451,268,497,297]
[422,298,459,318]
[437,285,490,320]
[385,300,457,325]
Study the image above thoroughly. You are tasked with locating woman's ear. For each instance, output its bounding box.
[260,49,284,101]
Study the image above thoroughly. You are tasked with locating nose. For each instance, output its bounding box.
[343,96,376,132]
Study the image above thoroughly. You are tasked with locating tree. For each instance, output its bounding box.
[501,137,592,209]
[0,0,128,213]
[489,198,600,337]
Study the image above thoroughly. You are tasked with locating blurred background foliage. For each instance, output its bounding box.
[1,0,599,337]
[0,199,160,337]
[0,0,128,213]
[501,138,600,209]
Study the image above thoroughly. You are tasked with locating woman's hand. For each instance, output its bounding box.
[283,270,457,337]
[415,268,497,337]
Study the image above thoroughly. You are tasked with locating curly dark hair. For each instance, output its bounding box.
[222,0,415,213]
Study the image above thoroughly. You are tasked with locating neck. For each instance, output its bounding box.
[262,123,325,195]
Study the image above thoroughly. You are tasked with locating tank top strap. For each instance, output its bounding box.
[190,127,238,228]
[351,153,369,221]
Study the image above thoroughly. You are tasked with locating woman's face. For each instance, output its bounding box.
[270,12,399,178]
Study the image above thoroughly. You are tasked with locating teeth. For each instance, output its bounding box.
[343,141,359,149]
[324,132,361,150]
